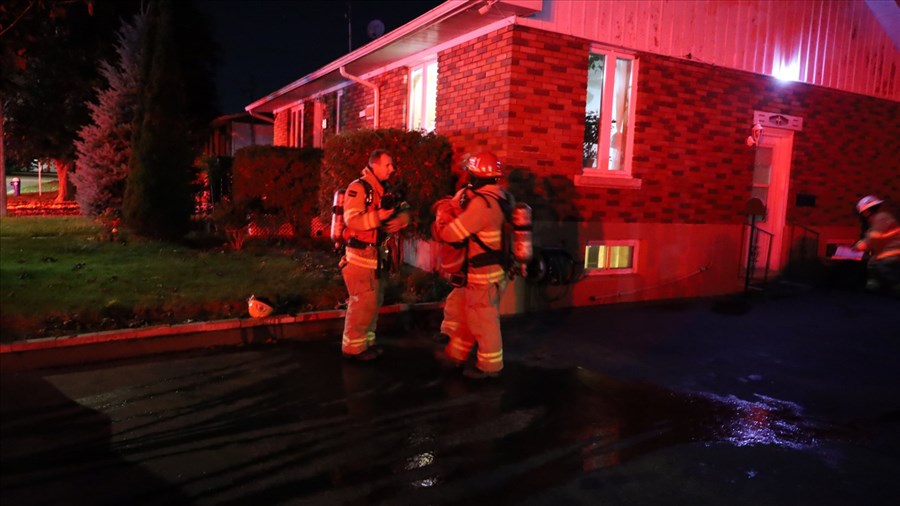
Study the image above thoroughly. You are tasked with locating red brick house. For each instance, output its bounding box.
[245,0,899,312]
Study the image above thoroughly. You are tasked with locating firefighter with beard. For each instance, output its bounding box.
[432,151,512,379]
[340,149,410,360]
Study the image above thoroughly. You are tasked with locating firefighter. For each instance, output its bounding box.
[432,151,512,379]
[853,195,900,294]
[340,149,410,360]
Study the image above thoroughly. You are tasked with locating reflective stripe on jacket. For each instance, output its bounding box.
[343,169,384,270]
[861,211,900,261]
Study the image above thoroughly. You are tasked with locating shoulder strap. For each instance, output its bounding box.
[352,178,374,207]
[468,190,510,255]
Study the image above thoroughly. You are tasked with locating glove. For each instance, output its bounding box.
[431,197,461,242]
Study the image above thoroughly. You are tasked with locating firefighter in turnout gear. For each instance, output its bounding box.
[340,150,410,360]
[853,195,900,295]
[433,151,512,379]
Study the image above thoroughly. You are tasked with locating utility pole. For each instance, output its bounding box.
[346,2,352,53]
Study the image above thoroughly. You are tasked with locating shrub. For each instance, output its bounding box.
[210,197,256,250]
[232,145,323,237]
[318,129,455,238]
[199,155,233,205]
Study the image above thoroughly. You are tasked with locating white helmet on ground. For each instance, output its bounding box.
[856,195,884,214]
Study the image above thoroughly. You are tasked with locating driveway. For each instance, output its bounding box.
[2,289,899,505]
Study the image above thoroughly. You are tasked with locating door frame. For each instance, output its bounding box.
[756,127,794,273]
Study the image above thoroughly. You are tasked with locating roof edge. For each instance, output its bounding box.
[245,0,477,113]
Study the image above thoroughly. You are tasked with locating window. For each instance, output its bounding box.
[287,105,303,148]
[408,60,437,132]
[583,49,637,175]
[584,241,638,275]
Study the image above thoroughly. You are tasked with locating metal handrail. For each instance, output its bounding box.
[787,222,820,277]
[743,221,774,292]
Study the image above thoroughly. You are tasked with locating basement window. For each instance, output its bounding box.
[584,240,638,275]
[577,47,640,189]
[409,59,438,132]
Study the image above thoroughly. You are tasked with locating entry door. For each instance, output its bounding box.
[751,127,794,272]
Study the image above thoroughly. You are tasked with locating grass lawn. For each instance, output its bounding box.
[1,216,447,341]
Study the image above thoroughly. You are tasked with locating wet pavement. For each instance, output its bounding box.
[1,289,899,505]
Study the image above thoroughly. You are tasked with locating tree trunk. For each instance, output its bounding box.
[1,102,7,217]
[54,158,74,202]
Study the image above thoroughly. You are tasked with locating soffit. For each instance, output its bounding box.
[247,0,541,113]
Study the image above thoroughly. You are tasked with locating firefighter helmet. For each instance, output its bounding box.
[465,151,502,178]
[248,295,274,318]
[856,195,884,214]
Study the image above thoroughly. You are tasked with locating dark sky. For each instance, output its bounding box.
[196,0,445,115]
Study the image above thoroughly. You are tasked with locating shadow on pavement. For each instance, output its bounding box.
[0,373,191,505]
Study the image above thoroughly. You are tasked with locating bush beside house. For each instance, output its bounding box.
[231,145,323,239]
[318,129,456,238]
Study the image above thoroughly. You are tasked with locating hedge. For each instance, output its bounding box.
[232,145,323,237]
[318,129,455,237]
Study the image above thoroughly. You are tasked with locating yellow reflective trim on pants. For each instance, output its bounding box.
[477,350,503,363]
[342,335,368,346]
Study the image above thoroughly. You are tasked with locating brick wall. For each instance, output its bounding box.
[637,54,900,228]
[273,111,289,146]
[774,83,900,227]
[373,67,409,129]
[320,94,338,146]
[438,24,900,229]
[438,26,516,161]
[633,55,758,225]
[341,82,372,131]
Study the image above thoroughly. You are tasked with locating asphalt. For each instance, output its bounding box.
[1,285,899,505]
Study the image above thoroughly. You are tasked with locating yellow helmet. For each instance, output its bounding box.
[247,295,274,318]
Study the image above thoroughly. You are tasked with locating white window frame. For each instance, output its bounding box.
[408,59,438,132]
[584,240,639,276]
[575,46,640,190]
[288,105,304,148]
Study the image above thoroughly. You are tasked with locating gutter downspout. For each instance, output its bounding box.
[244,109,275,149]
[339,66,379,128]
[246,109,275,124]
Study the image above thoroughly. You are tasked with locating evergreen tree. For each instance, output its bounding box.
[1,1,141,207]
[72,13,146,218]
[123,0,217,239]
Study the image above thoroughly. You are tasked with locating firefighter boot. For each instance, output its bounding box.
[463,367,501,380]
[343,346,384,362]
[433,347,464,369]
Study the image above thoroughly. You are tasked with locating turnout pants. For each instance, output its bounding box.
[440,280,506,373]
[341,262,383,355]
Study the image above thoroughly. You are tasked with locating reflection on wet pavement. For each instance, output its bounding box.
[1,340,862,506]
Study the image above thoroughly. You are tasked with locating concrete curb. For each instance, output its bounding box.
[0,301,446,371]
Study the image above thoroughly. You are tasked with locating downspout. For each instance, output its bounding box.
[246,109,275,124]
[245,109,274,149]
[340,66,379,128]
